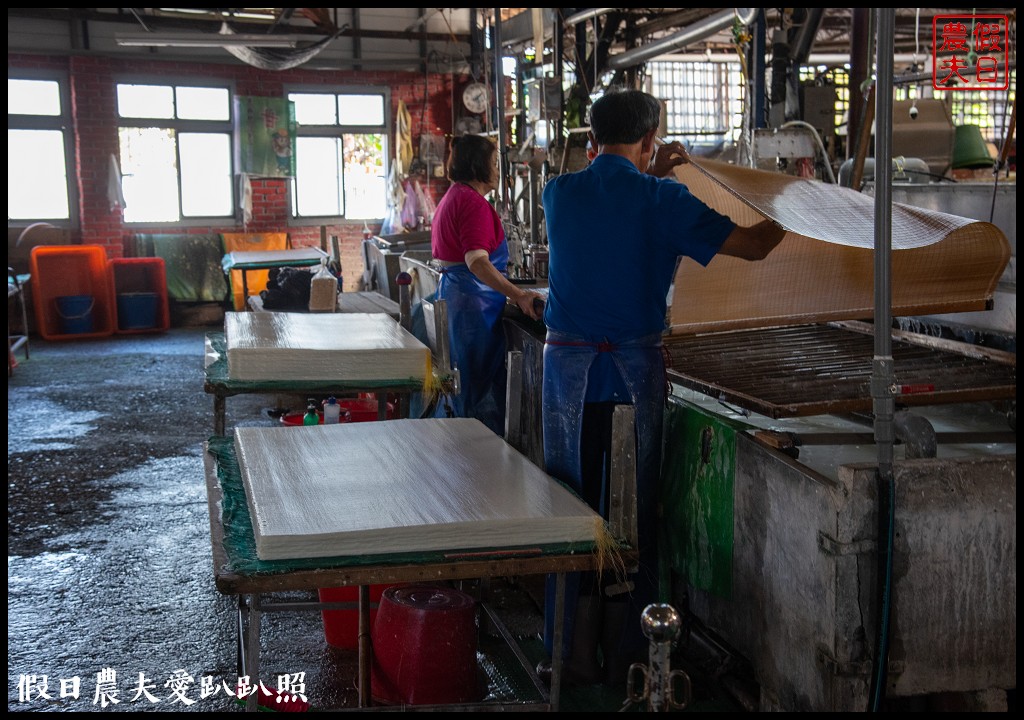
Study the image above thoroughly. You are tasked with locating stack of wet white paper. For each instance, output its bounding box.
[224,311,429,381]
[233,418,601,560]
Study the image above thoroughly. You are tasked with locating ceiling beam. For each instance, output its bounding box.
[7,8,469,43]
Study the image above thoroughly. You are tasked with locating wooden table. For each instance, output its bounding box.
[222,248,329,310]
[203,437,635,711]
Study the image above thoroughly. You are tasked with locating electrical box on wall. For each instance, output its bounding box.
[800,84,837,137]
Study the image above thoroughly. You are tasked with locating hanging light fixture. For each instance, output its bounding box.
[115,32,315,48]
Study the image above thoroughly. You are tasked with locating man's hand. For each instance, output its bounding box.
[718,219,786,261]
[648,140,689,178]
[512,290,545,321]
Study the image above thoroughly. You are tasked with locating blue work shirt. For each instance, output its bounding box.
[541,154,736,400]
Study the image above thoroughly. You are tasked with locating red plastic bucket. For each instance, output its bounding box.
[370,585,479,705]
[318,585,388,649]
[338,397,396,422]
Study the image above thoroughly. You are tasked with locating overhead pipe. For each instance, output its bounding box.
[656,51,929,65]
[790,7,825,65]
[562,8,616,28]
[607,8,757,70]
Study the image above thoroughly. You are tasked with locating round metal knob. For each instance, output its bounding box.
[639,603,682,644]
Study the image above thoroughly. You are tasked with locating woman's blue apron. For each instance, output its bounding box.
[541,328,666,661]
[435,239,510,435]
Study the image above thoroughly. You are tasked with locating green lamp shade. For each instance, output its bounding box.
[952,124,994,169]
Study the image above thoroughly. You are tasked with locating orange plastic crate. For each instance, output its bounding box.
[30,245,115,341]
[109,257,170,334]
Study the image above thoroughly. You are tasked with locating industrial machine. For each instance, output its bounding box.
[502,158,1015,711]
[361,231,432,302]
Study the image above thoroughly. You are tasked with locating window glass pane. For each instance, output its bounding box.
[117,84,175,119]
[289,93,337,125]
[338,94,385,126]
[119,127,180,222]
[294,136,343,216]
[179,133,232,217]
[8,129,69,219]
[343,133,386,219]
[8,79,61,116]
[176,86,230,121]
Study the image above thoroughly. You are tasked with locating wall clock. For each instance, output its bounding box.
[462,82,490,115]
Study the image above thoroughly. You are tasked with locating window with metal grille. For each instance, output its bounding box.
[949,68,1016,144]
[647,61,745,145]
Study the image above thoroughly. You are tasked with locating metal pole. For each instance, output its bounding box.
[528,162,539,246]
[752,9,767,130]
[869,7,896,713]
[849,9,873,158]
[493,8,509,214]
[553,11,564,145]
[873,8,895,539]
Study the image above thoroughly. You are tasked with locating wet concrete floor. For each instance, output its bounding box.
[9,330,322,711]
[5,328,613,713]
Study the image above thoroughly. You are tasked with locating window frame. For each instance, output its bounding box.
[284,84,391,226]
[114,75,236,228]
[8,69,79,229]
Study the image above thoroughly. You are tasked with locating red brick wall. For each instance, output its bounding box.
[9,52,461,292]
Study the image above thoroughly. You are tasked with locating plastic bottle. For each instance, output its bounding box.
[323,396,341,425]
[302,398,320,426]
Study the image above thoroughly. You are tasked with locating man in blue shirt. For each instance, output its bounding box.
[540,88,784,685]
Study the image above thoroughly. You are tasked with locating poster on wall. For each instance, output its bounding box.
[236,97,296,178]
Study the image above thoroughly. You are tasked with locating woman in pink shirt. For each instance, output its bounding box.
[431,134,542,434]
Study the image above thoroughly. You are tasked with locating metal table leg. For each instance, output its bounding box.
[358,585,371,707]
[551,572,565,712]
[236,593,264,712]
[214,395,226,436]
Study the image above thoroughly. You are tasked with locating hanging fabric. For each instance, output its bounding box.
[400,179,420,230]
[239,174,254,227]
[380,164,406,236]
[395,100,414,178]
[107,155,126,212]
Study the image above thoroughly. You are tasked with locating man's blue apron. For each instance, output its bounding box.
[435,239,510,435]
[541,329,665,661]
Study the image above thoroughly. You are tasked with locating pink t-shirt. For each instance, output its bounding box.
[430,183,505,263]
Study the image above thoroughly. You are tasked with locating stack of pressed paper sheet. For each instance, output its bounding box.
[233,418,602,561]
[224,311,430,381]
